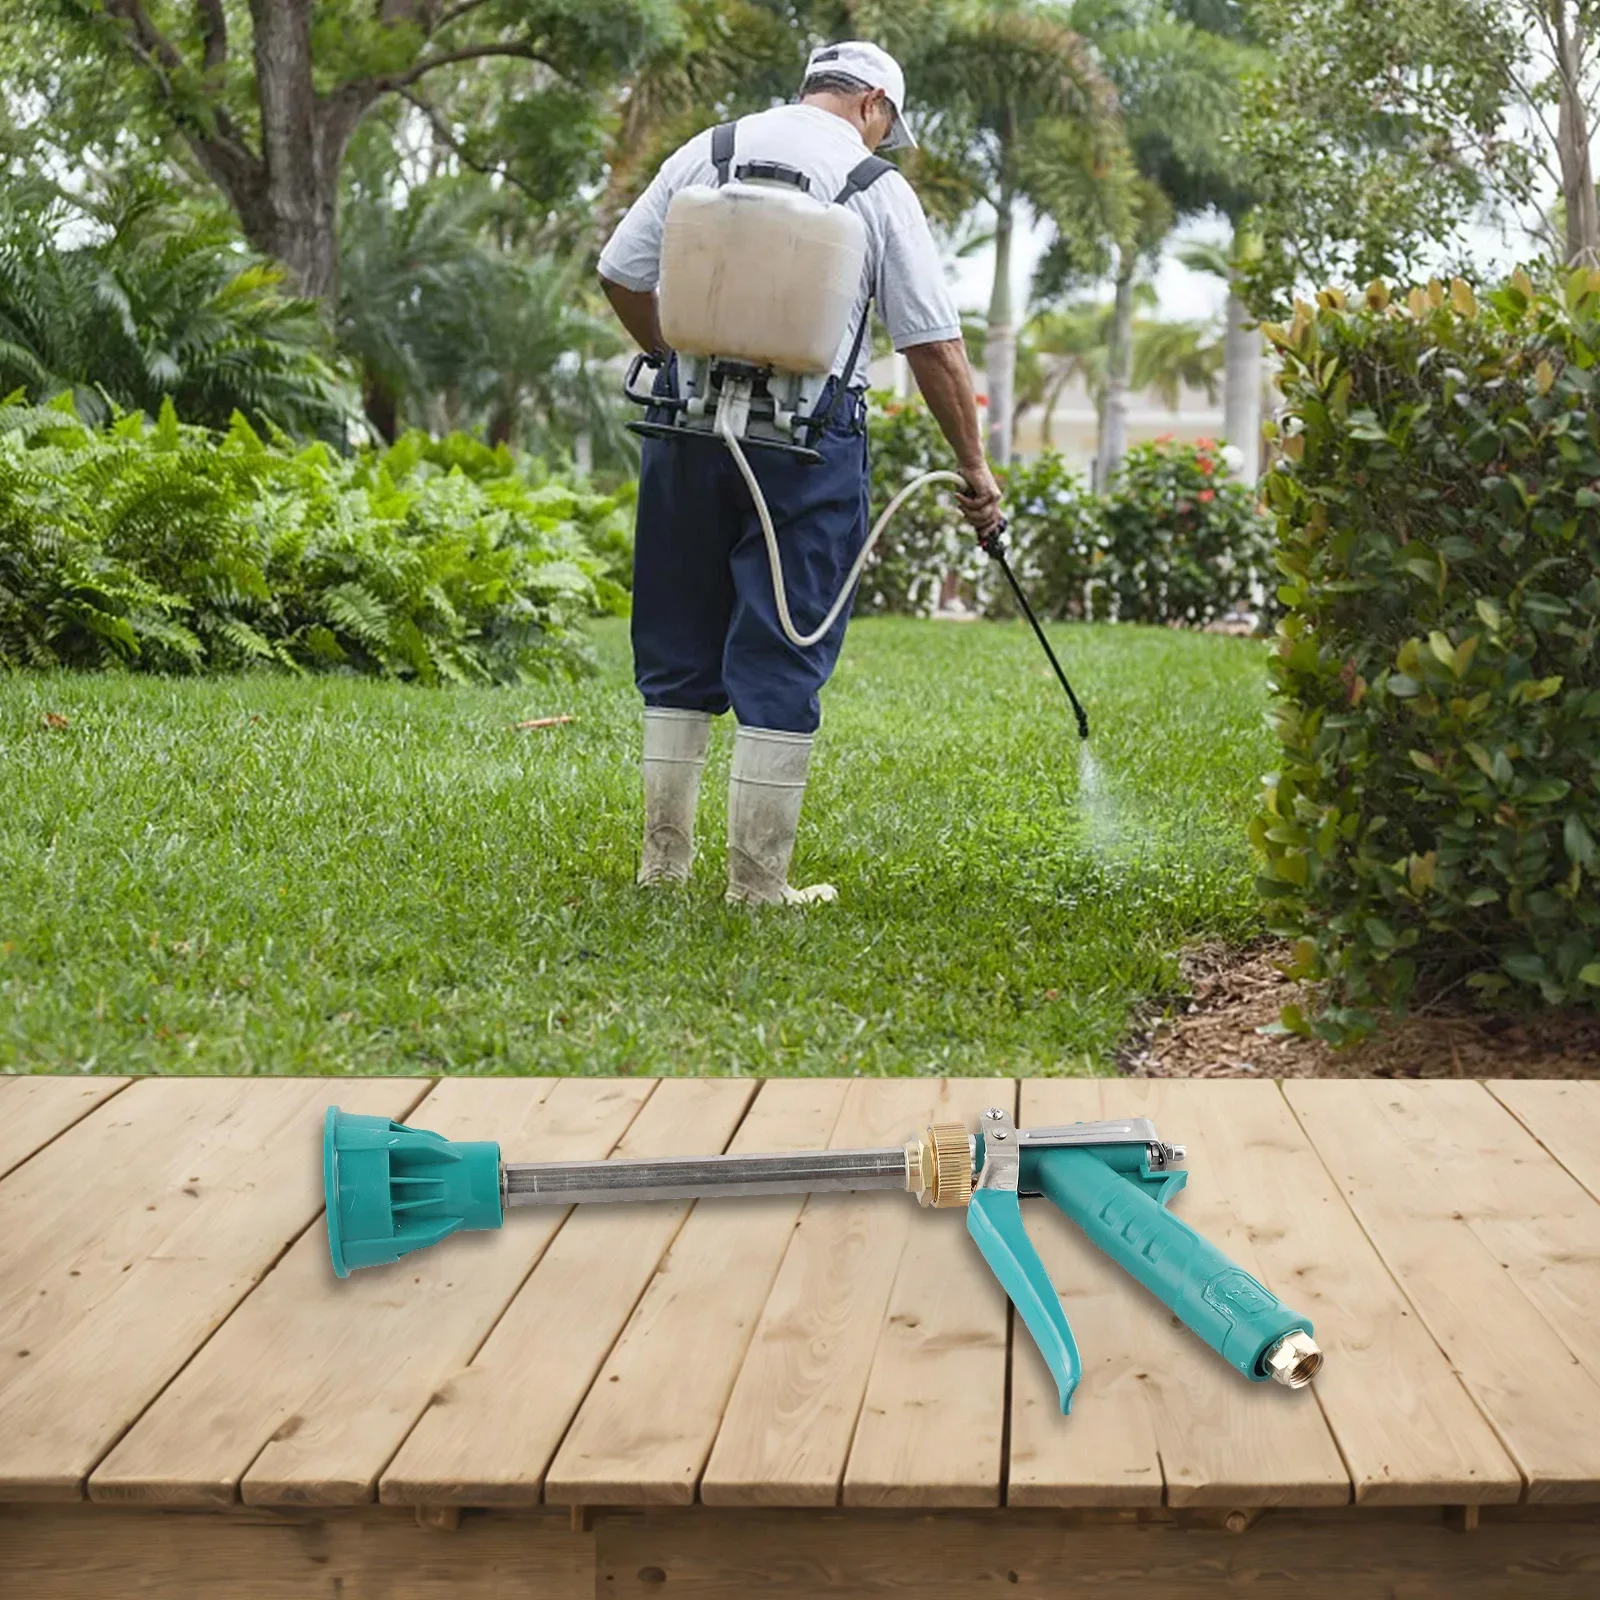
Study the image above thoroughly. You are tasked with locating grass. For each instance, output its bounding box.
[0,618,1273,1077]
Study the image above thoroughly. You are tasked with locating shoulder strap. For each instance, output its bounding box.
[711,121,737,187]
[833,155,895,206]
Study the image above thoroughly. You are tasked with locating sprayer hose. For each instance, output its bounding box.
[718,414,969,650]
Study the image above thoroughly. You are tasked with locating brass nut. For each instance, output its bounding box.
[926,1122,973,1208]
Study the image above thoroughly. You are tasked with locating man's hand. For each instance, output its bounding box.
[903,340,1005,539]
[955,460,1003,536]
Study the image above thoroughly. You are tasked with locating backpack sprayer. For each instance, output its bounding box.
[622,124,1090,738]
[322,1102,1323,1416]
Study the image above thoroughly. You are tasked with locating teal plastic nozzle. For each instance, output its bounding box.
[323,1106,503,1277]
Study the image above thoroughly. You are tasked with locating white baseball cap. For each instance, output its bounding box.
[802,41,918,151]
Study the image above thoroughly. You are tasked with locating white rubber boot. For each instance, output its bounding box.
[638,708,711,887]
[726,724,838,907]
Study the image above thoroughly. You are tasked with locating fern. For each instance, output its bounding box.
[0,396,628,681]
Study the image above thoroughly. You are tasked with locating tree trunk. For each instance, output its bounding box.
[362,377,399,444]
[245,1,375,303]
[1222,288,1262,486]
[986,192,1016,465]
[1553,2,1599,268]
[1096,251,1135,488]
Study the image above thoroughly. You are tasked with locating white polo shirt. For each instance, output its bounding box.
[598,104,962,389]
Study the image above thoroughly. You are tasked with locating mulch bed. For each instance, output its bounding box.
[1121,941,1600,1078]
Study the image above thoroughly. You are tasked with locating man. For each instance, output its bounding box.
[598,40,1002,906]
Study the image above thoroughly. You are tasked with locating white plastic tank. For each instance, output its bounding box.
[659,181,868,375]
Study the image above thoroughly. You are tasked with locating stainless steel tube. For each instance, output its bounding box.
[502,1146,909,1207]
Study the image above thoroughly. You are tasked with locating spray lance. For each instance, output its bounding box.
[322,1103,1323,1414]
[621,145,1090,739]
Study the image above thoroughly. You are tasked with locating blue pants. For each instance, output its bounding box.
[631,386,870,735]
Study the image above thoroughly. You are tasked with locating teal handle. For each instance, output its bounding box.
[1026,1146,1312,1381]
[967,1187,1082,1412]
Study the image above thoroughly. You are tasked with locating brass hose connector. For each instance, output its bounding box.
[905,1123,974,1208]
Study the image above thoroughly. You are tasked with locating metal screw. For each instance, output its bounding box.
[983,1107,1006,1121]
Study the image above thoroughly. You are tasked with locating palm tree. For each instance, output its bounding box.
[337,172,627,466]
[1064,0,1254,483]
[337,180,502,443]
[1176,236,1263,483]
[1012,288,1221,453]
[0,180,352,438]
[910,0,1125,464]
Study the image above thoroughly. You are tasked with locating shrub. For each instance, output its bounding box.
[858,396,1270,625]
[0,182,354,439]
[0,396,630,683]
[988,450,1105,620]
[1097,439,1273,627]
[859,393,984,614]
[1254,272,1600,1040]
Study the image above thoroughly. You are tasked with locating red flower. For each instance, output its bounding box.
[1195,436,1216,449]
[1196,456,1216,476]
[1155,432,1174,443]
[1198,488,1215,503]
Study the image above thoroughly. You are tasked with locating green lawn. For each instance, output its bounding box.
[0,618,1273,1076]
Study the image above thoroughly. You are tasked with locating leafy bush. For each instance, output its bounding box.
[0,396,630,683]
[0,181,353,439]
[859,393,986,613]
[860,396,1270,626]
[1255,272,1600,1039]
[988,450,1105,620]
[1097,439,1273,626]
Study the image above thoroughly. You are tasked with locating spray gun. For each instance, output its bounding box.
[322,1103,1321,1414]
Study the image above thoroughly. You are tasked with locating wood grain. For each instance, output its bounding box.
[595,1505,1600,1599]
[1166,1079,1520,1506]
[0,1076,426,1500]
[0,1503,592,1600]
[1287,1079,1600,1501]
[841,1079,1015,1508]
[90,1078,652,1507]
[542,1079,851,1508]
[1487,1080,1600,1205]
[381,1077,757,1507]
[0,1076,130,1180]
[1009,1081,1349,1510]
[699,1079,992,1507]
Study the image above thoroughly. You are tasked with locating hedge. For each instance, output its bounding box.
[1254,272,1600,1040]
[861,395,1270,627]
[0,396,631,683]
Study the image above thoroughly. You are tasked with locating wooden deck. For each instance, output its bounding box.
[2,1074,1599,1597]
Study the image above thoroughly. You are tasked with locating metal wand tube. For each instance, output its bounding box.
[501,1146,911,1207]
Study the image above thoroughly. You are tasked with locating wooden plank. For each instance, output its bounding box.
[0,1076,426,1500]
[1487,1081,1600,1205]
[1009,1081,1350,1509]
[541,1079,851,1508]
[1286,1080,1600,1502]
[0,1076,131,1180]
[0,1504,592,1600]
[841,1078,1015,1508]
[381,1077,758,1508]
[699,1079,1007,1509]
[1162,1080,1519,1506]
[1007,1086,1169,1509]
[90,1078,652,1508]
[595,1505,1600,1600]
[6,1505,1600,1600]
